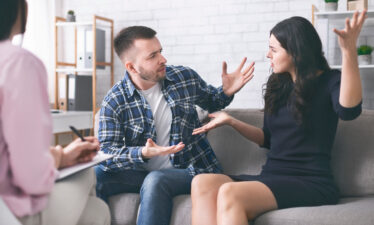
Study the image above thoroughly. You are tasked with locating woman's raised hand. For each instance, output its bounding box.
[192,111,232,135]
[333,10,367,52]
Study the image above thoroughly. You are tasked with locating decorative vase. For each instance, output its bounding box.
[325,2,338,11]
[358,54,371,65]
[66,14,76,22]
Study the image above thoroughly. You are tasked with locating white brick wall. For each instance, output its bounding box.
[57,0,374,109]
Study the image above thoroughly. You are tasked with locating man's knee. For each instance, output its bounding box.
[140,170,170,195]
[94,166,106,183]
[94,166,109,201]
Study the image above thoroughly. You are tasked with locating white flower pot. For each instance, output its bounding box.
[358,54,371,65]
[66,14,76,22]
[325,2,338,11]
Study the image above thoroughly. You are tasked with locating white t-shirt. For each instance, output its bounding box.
[140,82,173,171]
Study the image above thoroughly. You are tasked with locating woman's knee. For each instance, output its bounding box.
[191,174,228,198]
[217,183,256,218]
[217,182,269,220]
[217,182,237,206]
[191,174,212,196]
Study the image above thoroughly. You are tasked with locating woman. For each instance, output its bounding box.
[191,11,367,225]
[0,0,110,224]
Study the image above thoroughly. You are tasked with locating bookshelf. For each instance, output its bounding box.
[312,5,374,69]
[54,15,114,133]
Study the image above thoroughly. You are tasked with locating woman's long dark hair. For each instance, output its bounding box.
[263,16,330,126]
[0,0,27,41]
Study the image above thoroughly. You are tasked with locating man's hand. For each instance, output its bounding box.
[59,136,100,168]
[141,138,185,159]
[222,57,255,97]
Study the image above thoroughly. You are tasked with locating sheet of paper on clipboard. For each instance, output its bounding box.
[57,151,113,181]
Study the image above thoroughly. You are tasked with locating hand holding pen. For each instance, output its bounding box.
[51,126,100,169]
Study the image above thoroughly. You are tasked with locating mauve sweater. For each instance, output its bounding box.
[0,40,57,217]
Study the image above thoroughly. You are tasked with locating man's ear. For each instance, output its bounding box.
[124,60,137,74]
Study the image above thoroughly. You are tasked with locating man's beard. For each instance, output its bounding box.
[138,66,166,82]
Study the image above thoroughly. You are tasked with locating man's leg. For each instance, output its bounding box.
[137,169,193,225]
[95,166,148,203]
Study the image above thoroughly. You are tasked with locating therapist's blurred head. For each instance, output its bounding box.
[0,0,27,41]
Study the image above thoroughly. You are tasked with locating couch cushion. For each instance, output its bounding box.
[109,193,374,225]
[109,193,139,225]
[254,196,374,225]
[170,195,192,225]
[331,110,374,197]
[109,194,192,225]
[207,109,268,175]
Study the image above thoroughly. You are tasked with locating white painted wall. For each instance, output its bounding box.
[56,0,374,109]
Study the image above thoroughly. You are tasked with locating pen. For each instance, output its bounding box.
[69,126,86,142]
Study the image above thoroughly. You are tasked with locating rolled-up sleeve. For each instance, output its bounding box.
[260,115,271,149]
[329,71,362,121]
[98,98,146,172]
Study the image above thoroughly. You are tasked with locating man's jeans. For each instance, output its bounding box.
[95,166,193,225]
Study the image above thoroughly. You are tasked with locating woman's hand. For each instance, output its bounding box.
[333,10,366,108]
[57,136,100,169]
[222,57,255,97]
[333,10,367,52]
[192,112,232,135]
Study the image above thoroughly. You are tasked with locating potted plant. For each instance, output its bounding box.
[66,10,76,22]
[325,0,339,11]
[357,45,373,65]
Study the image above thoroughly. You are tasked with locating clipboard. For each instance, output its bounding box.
[57,151,114,181]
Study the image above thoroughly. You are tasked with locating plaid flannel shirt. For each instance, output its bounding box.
[98,65,233,176]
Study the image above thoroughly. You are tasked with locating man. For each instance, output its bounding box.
[95,26,254,225]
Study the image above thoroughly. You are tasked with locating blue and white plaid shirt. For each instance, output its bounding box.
[98,65,233,176]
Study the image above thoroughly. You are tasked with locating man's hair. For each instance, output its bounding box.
[114,26,157,58]
[0,0,26,41]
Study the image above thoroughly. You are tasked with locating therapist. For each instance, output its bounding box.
[0,0,110,224]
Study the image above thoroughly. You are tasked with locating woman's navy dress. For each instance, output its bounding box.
[230,70,362,209]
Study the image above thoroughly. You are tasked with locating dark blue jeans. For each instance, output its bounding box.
[95,166,193,225]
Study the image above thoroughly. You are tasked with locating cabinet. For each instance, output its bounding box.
[54,15,114,132]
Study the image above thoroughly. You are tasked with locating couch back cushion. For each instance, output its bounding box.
[207,109,268,176]
[331,110,374,197]
[207,109,374,197]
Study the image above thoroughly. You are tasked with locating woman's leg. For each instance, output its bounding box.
[191,174,233,225]
[217,181,277,225]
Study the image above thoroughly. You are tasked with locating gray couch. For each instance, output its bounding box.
[107,109,374,225]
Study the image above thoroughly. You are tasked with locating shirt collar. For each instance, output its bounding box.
[122,70,137,97]
[165,67,173,81]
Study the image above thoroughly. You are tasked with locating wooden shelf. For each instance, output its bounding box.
[314,10,374,19]
[56,21,111,30]
[56,68,93,73]
[331,64,374,69]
